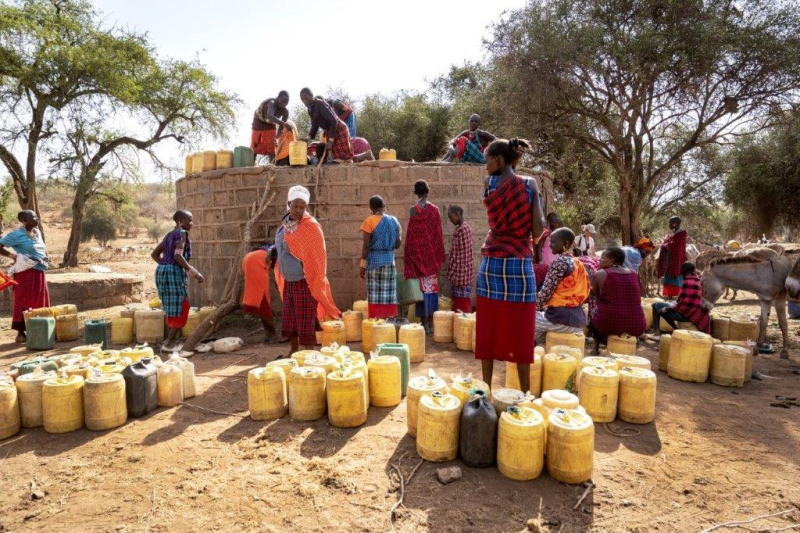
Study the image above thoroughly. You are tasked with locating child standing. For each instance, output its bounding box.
[446,205,474,313]
[151,210,204,350]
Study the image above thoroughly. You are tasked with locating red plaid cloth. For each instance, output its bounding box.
[351,137,370,155]
[281,279,318,346]
[404,202,446,279]
[482,176,534,258]
[657,229,687,278]
[446,222,474,287]
[674,273,711,333]
[323,120,354,161]
[591,271,646,337]
[11,268,50,332]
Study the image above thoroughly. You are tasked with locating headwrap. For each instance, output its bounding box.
[287,185,310,205]
[634,237,654,251]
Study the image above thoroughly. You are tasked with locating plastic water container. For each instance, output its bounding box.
[433,311,455,343]
[326,367,367,428]
[367,356,401,407]
[353,300,369,320]
[506,352,543,396]
[167,353,196,399]
[291,349,321,367]
[606,334,637,355]
[265,359,298,382]
[406,372,448,437]
[711,314,731,341]
[157,364,184,407]
[303,353,337,376]
[641,298,664,329]
[611,354,651,371]
[121,345,155,363]
[379,148,397,161]
[185,154,194,175]
[459,390,497,468]
[216,150,233,169]
[449,375,490,408]
[191,152,204,173]
[289,141,308,166]
[376,344,410,396]
[550,345,584,367]
[729,315,759,342]
[545,331,585,354]
[710,344,748,387]
[371,322,397,348]
[12,357,58,377]
[121,358,158,418]
[321,320,348,347]
[578,366,619,423]
[135,309,166,345]
[546,408,594,483]
[361,319,384,353]
[454,313,476,351]
[27,316,56,351]
[657,335,672,372]
[0,378,20,440]
[42,375,85,433]
[399,324,426,363]
[617,367,657,424]
[541,389,580,410]
[55,314,80,342]
[416,392,461,462]
[84,319,109,350]
[491,388,529,414]
[181,309,201,339]
[15,369,56,428]
[542,353,577,392]
[248,367,288,421]
[84,372,127,431]
[668,330,713,382]
[342,310,363,342]
[110,317,134,345]
[288,367,326,421]
[233,146,255,167]
[497,407,545,480]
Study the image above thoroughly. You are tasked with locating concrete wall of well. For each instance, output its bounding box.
[175,161,553,312]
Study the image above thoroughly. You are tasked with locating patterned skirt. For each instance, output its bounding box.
[11,269,50,332]
[155,264,188,318]
[367,264,397,305]
[281,279,318,346]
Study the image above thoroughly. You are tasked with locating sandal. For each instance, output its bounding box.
[759,344,776,354]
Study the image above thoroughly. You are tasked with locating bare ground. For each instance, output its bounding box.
[1,254,800,532]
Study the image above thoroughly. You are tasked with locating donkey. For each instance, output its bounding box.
[786,255,800,303]
[702,255,794,359]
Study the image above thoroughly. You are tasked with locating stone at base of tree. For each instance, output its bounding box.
[436,466,462,485]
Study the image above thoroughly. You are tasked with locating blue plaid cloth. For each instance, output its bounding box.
[367,215,400,270]
[461,138,486,163]
[451,285,472,299]
[155,263,188,317]
[476,256,537,303]
[367,264,398,305]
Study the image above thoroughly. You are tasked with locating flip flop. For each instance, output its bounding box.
[759,344,776,354]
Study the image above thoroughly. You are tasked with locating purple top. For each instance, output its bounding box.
[158,228,191,266]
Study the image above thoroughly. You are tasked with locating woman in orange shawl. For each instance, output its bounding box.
[534,228,590,345]
[273,185,341,354]
[242,244,279,342]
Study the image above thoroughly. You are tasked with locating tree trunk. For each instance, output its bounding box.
[62,188,87,268]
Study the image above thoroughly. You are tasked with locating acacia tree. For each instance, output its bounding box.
[0,0,151,233]
[57,59,237,267]
[488,0,800,244]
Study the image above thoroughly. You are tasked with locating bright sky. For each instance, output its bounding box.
[92,0,526,177]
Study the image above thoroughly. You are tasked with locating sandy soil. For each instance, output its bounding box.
[1,290,799,532]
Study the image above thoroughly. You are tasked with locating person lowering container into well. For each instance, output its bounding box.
[441,114,496,163]
[251,91,290,164]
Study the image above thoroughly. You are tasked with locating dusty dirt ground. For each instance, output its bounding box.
[1,247,800,531]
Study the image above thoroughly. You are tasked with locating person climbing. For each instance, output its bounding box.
[359,195,402,319]
[446,205,474,314]
[404,180,446,334]
[475,138,545,394]
[273,185,341,355]
[657,216,688,299]
[251,91,290,164]
[589,247,647,355]
[151,210,204,351]
[326,98,357,138]
[441,114,496,163]
[0,210,50,343]
[535,227,591,345]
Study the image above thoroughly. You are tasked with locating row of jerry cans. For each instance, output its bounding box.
[658,331,752,387]
[407,373,594,484]
[0,353,195,439]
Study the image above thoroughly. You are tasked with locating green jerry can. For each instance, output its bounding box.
[233,146,255,168]
[396,275,424,306]
[12,357,58,376]
[84,319,109,350]
[26,317,55,351]
[375,343,410,397]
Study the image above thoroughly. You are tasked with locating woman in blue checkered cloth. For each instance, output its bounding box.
[359,195,402,319]
[151,210,205,350]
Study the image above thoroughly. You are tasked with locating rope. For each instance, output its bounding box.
[602,423,641,437]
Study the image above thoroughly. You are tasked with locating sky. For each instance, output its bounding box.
[91,0,527,177]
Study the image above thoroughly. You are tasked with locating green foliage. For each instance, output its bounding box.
[0,179,16,228]
[143,219,168,243]
[726,114,800,238]
[358,93,453,162]
[80,201,116,246]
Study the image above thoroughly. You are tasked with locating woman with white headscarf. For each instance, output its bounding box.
[273,185,341,354]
